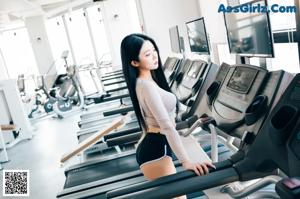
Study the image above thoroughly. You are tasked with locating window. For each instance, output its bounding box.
[46,16,73,72]
[218,0,300,73]
[268,0,296,32]
[0,28,38,78]
[217,43,236,65]
[86,6,111,63]
[66,9,95,66]
[267,43,299,73]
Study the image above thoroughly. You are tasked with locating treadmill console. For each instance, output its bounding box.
[187,61,204,78]
[215,63,230,83]
[181,61,207,89]
[166,58,178,71]
[213,65,267,131]
[204,63,230,106]
[227,67,258,94]
[176,60,208,103]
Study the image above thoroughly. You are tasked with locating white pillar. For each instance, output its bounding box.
[62,15,77,65]
[24,15,56,87]
[84,8,99,65]
[0,33,9,80]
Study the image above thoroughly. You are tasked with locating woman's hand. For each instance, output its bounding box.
[182,161,216,176]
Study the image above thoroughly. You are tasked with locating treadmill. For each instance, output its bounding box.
[78,59,209,133]
[106,73,300,199]
[162,57,181,85]
[72,59,191,159]
[56,62,221,198]
[79,57,182,125]
[185,65,293,162]
[76,60,218,156]
[56,63,288,199]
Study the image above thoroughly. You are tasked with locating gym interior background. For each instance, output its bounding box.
[0,0,299,198]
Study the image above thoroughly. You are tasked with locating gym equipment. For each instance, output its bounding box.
[52,63,240,197]
[79,59,212,131]
[276,177,300,199]
[80,56,181,122]
[109,73,300,199]
[0,79,33,144]
[17,75,36,116]
[60,113,133,164]
[56,118,208,199]
[76,60,218,158]
[57,63,293,199]
[0,124,15,170]
[0,79,33,170]
[162,57,181,85]
[18,74,58,122]
[49,65,85,118]
[183,64,293,162]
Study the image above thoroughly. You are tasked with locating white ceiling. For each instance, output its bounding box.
[0,0,94,29]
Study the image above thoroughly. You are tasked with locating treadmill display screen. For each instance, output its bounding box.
[187,62,202,78]
[227,67,257,93]
[215,64,230,83]
[166,59,176,70]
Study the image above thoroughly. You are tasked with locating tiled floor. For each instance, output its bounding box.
[0,113,82,199]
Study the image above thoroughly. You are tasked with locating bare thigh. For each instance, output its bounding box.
[140,156,186,199]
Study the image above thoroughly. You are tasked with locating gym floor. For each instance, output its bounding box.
[0,113,82,199]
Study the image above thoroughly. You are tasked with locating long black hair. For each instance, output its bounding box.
[121,33,178,130]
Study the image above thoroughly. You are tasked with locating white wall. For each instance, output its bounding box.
[138,0,201,62]
[101,0,142,69]
[24,16,56,76]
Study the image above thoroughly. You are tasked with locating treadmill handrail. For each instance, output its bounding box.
[104,127,141,141]
[180,118,204,137]
[109,167,239,199]
[175,115,198,130]
[104,80,126,86]
[103,106,134,117]
[102,72,123,78]
[106,132,142,147]
[106,159,233,198]
[0,124,16,131]
[106,86,127,93]
[60,113,133,163]
[102,75,124,81]
[102,94,130,102]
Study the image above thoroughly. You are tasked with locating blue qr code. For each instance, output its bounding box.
[3,170,29,196]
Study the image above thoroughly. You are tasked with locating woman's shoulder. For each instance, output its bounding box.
[136,78,156,89]
[136,78,158,98]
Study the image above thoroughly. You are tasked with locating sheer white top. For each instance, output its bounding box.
[136,78,189,163]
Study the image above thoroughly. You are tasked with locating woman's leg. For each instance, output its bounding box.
[140,156,187,199]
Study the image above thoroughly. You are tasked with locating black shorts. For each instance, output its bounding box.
[136,133,173,167]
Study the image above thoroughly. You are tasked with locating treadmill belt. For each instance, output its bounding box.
[64,154,138,188]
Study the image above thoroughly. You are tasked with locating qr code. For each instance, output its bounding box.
[3,170,29,197]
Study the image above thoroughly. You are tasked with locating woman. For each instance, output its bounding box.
[120,33,215,197]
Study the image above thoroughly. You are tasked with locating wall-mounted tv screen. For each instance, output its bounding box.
[169,26,181,53]
[224,0,274,57]
[186,17,210,54]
